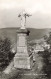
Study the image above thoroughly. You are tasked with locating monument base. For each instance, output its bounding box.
[14,54,33,69]
[14,29,33,69]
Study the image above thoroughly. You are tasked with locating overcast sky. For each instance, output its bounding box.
[0,0,51,28]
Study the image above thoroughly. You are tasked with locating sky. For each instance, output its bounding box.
[0,0,51,28]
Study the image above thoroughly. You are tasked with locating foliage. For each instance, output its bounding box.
[0,38,11,58]
[0,38,14,70]
[38,32,51,79]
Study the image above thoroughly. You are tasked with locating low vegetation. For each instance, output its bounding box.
[0,38,14,71]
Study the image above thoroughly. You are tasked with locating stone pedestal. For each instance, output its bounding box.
[14,29,33,69]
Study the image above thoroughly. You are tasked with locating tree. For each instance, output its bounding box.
[0,38,12,69]
[43,33,51,79]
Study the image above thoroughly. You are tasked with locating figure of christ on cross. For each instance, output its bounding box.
[18,10,32,29]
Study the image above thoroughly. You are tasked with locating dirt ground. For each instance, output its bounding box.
[0,54,50,79]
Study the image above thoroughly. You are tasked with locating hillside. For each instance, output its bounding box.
[0,28,50,51]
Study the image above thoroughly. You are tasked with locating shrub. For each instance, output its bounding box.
[0,38,13,69]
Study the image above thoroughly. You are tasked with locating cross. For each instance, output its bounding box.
[18,10,32,29]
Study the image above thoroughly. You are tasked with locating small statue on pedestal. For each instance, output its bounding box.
[18,10,31,29]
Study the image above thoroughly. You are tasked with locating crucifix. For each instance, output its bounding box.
[18,10,31,29]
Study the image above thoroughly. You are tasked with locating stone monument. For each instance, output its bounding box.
[14,10,33,69]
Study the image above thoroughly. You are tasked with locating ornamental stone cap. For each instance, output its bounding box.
[17,29,30,35]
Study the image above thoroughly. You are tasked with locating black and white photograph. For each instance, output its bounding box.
[0,0,51,79]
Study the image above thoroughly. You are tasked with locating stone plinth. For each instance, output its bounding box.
[14,29,33,69]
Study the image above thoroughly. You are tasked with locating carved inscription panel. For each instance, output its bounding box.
[17,34,26,46]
